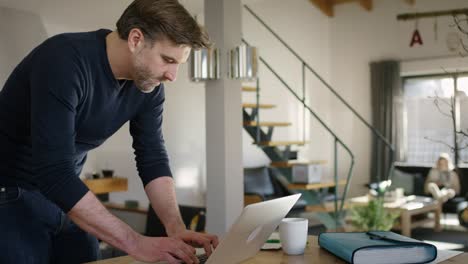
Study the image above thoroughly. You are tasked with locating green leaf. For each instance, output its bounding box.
[348,197,400,231]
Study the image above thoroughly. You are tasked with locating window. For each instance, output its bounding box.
[402,73,468,166]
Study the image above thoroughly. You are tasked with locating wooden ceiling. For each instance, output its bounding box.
[310,0,415,17]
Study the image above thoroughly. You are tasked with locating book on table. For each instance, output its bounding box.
[318,231,437,264]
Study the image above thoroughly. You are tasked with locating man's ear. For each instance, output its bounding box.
[128,28,145,53]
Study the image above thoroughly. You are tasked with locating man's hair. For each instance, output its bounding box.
[116,0,211,49]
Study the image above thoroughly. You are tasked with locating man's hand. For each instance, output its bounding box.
[67,192,200,264]
[171,230,219,257]
[144,178,219,260]
[131,234,199,264]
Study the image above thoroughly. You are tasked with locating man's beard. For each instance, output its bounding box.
[133,60,160,93]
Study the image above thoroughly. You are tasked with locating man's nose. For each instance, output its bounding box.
[164,64,179,82]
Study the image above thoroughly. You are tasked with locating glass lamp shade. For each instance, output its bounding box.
[228,44,258,80]
[189,48,220,81]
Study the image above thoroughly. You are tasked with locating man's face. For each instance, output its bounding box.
[131,38,191,93]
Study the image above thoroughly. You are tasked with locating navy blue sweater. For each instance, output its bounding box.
[0,29,172,212]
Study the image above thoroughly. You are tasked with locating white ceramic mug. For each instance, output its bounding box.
[279,218,308,255]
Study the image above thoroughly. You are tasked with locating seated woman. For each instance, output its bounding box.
[424,153,461,202]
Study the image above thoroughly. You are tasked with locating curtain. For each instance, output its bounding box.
[370,60,403,182]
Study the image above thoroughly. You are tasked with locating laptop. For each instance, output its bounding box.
[202,193,301,263]
[134,193,301,264]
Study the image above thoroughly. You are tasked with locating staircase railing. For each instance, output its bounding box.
[243,4,395,183]
[243,40,355,218]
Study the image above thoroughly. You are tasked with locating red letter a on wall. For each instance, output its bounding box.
[410,29,423,47]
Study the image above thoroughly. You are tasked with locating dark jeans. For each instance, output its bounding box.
[0,185,100,264]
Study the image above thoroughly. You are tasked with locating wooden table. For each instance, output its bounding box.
[394,197,441,237]
[349,195,441,237]
[83,177,128,194]
[87,236,468,264]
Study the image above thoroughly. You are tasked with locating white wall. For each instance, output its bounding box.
[3,0,467,208]
[329,0,468,195]
[242,0,468,197]
[0,0,207,208]
[0,7,47,85]
[242,0,334,180]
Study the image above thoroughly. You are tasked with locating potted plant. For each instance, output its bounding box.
[348,180,400,231]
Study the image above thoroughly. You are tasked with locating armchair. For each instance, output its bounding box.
[244,166,307,211]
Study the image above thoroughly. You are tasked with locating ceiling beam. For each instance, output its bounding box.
[332,0,356,3]
[359,0,372,11]
[333,0,372,11]
[310,0,334,17]
[310,0,374,17]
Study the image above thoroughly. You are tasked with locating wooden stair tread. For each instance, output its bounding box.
[242,86,257,92]
[255,140,307,146]
[242,103,275,109]
[271,160,327,168]
[244,121,291,127]
[244,194,263,206]
[288,179,347,190]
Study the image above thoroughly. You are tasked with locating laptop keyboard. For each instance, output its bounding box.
[197,254,208,264]
[182,254,208,264]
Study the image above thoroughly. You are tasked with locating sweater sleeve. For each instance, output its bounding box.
[424,168,438,194]
[30,39,89,212]
[449,171,461,195]
[130,85,172,186]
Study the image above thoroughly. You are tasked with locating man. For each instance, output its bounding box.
[0,0,218,263]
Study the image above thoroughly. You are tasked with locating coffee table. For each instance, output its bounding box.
[349,195,441,237]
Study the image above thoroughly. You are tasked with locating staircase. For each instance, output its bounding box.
[241,4,395,229]
[242,82,349,228]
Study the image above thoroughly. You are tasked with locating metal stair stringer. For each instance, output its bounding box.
[242,108,324,207]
